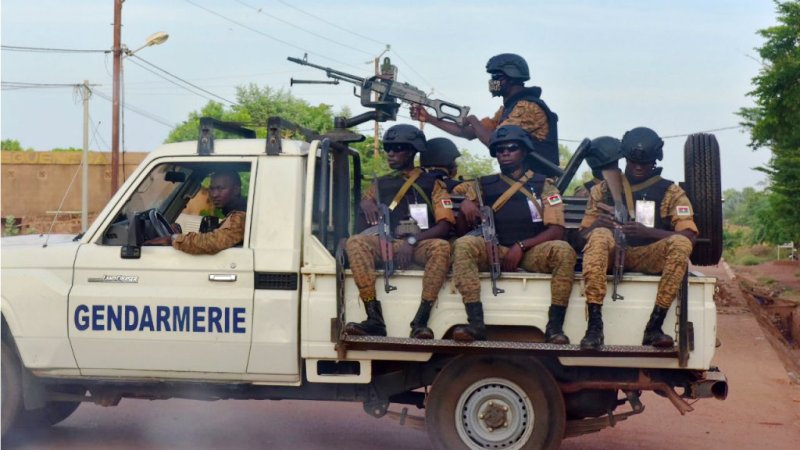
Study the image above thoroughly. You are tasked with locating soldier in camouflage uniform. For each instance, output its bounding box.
[411,53,559,170]
[580,127,698,349]
[421,137,462,192]
[345,124,455,339]
[449,125,576,342]
[146,170,247,255]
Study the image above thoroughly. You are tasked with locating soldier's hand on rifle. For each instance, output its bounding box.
[360,198,380,225]
[621,221,650,239]
[396,240,414,269]
[502,244,523,272]
[459,199,481,226]
[595,203,620,230]
[410,105,431,123]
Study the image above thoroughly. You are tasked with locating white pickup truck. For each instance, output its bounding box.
[1,116,727,449]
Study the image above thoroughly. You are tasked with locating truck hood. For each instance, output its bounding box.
[1,234,80,269]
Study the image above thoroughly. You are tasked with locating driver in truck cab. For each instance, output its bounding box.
[579,127,698,350]
[345,124,455,340]
[146,170,247,254]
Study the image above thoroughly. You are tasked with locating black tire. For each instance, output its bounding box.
[425,355,565,450]
[684,133,723,266]
[1,342,24,438]
[18,396,82,428]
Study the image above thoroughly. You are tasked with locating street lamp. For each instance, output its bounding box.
[111,1,169,195]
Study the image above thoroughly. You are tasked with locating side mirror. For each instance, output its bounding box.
[121,211,142,259]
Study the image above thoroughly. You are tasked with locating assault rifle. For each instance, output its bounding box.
[374,177,397,293]
[602,168,627,301]
[474,181,505,296]
[288,56,470,126]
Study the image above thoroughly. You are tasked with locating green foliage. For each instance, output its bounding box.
[3,216,20,236]
[51,147,82,152]
[165,84,335,144]
[738,1,800,246]
[457,148,495,180]
[1,139,23,151]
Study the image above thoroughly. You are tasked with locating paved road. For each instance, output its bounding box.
[4,265,800,449]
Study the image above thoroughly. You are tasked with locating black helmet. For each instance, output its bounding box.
[621,127,664,163]
[383,124,426,154]
[421,137,461,167]
[586,136,624,178]
[488,125,534,157]
[486,53,530,81]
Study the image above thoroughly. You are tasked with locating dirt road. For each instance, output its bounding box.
[564,263,800,449]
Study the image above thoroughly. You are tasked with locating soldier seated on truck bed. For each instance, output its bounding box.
[580,127,698,350]
[145,170,247,254]
[450,125,577,342]
[420,137,462,193]
[345,124,455,340]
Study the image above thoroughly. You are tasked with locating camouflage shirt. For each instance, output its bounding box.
[479,100,549,141]
[172,211,246,255]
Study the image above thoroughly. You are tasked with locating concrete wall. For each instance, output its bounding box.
[1,150,147,218]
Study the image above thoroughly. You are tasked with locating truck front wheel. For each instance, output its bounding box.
[1,342,23,438]
[425,355,565,450]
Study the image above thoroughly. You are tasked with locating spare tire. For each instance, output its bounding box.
[684,133,723,266]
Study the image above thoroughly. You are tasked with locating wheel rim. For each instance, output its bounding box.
[455,377,534,449]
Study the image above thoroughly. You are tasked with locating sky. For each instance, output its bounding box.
[0,0,780,191]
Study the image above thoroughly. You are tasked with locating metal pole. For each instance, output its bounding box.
[82,81,90,231]
[373,57,380,159]
[111,0,123,196]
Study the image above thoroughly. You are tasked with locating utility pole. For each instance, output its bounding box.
[81,81,91,231]
[111,0,123,195]
[370,45,391,159]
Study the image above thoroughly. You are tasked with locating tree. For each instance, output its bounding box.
[738,0,800,245]
[1,139,23,151]
[166,84,336,143]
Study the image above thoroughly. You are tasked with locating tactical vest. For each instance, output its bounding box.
[377,171,437,235]
[605,175,674,247]
[499,87,559,166]
[480,174,545,247]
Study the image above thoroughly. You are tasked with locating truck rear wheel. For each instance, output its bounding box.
[1,342,23,438]
[19,396,82,428]
[425,355,565,450]
[684,133,723,266]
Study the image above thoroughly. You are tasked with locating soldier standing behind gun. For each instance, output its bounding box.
[449,125,576,342]
[345,124,455,339]
[420,137,462,192]
[411,53,559,168]
[579,127,698,350]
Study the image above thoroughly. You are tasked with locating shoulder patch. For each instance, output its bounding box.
[546,194,562,206]
[676,205,691,216]
[441,199,453,209]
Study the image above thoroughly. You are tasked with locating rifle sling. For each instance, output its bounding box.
[495,170,543,217]
[621,175,663,220]
[388,168,426,211]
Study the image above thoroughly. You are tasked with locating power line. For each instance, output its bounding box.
[93,90,175,128]
[232,0,375,57]
[274,0,387,47]
[127,54,237,105]
[181,0,370,74]
[1,45,108,54]
[661,125,743,139]
[1,81,87,90]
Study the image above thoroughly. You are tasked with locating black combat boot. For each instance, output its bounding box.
[580,304,604,350]
[344,300,387,337]
[452,302,488,342]
[642,305,675,347]
[409,300,435,339]
[544,305,570,345]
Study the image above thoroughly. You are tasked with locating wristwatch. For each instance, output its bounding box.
[405,235,418,246]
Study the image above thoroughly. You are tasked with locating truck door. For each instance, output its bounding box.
[69,158,257,377]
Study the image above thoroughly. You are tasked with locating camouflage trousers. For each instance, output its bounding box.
[452,235,577,305]
[582,228,693,308]
[346,234,451,302]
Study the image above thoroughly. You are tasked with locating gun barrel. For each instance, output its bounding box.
[290,78,340,86]
[287,56,365,85]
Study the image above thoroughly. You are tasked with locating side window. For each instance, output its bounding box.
[102,162,250,246]
[309,142,361,254]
